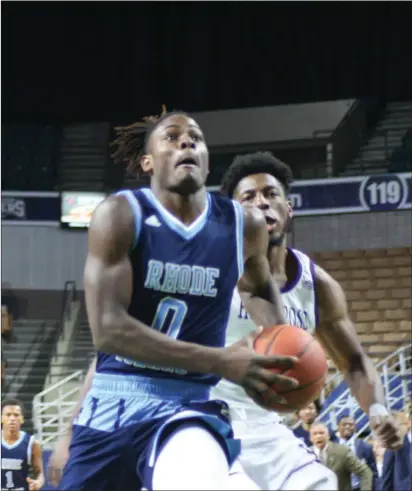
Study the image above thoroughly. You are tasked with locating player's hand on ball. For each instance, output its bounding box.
[218,327,298,409]
[26,478,41,491]
[370,414,403,450]
[47,432,71,486]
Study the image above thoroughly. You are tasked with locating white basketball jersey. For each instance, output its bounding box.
[212,248,317,411]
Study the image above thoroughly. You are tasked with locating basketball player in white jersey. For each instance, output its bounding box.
[213,152,402,490]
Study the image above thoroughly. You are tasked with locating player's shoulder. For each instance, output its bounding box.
[92,192,134,224]
[311,260,342,293]
[89,192,137,251]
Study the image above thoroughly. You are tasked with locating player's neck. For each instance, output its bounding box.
[150,184,207,225]
[267,242,288,282]
[2,428,20,444]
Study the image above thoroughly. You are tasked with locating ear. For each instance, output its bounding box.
[287,199,293,220]
[140,154,154,175]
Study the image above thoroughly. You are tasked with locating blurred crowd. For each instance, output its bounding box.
[287,401,411,491]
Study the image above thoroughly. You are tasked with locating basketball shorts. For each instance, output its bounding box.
[228,404,338,490]
[59,373,240,491]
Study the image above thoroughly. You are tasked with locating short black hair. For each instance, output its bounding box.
[110,106,189,176]
[220,151,293,198]
[337,414,353,424]
[1,398,24,413]
[296,399,321,416]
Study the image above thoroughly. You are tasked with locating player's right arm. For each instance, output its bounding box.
[85,196,296,406]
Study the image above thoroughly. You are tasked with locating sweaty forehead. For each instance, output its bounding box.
[236,173,283,195]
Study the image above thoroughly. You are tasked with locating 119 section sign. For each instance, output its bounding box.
[288,172,411,216]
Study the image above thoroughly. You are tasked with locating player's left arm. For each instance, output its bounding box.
[27,440,45,491]
[314,264,402,450]
[239,206,286,327]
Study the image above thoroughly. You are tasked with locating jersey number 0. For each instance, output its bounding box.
[152,297,188,339]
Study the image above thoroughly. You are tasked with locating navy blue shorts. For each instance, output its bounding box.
[59,373,240,491]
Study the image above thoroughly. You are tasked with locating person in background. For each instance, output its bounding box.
[379,410,411,491]
[338,415,378,490]
[1,399,45,491]
[293,401,337,447]
[310,422,373,491]
[371,438,386,478]
[2,304,13,341]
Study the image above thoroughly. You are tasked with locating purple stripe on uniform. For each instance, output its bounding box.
[281,248,303,293]
[309,259,319,326]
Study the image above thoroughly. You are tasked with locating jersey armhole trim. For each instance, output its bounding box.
[232,200,244,279]
[27,435,34,466]
[115,190,142,249]
[310,260,319,326]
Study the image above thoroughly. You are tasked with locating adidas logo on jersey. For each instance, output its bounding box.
[145,215,161,227]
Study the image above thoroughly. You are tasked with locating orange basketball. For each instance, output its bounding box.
[254,325,328,413]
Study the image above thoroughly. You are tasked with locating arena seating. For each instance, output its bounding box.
[3,101,411,192]
[343,101,412,176]
[2,319,60,434]
[389,128,412,173]
[66,320,95,375]
[1,124,59,191]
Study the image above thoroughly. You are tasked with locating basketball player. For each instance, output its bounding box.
[212,151,403,490]
[1,399,45,491]
[54,112,299,491]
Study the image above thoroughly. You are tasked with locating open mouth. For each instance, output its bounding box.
[264,216,277,232]
[176,158,198,168]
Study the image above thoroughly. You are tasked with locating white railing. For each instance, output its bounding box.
[319,364,344,405]
[32,370,84,447]
[318,344,411,434]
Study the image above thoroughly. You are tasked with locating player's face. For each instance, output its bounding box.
[234,173,292,246]
[298,402,318,424]
[310,425,329,448]
[142,114,209,196]
[338,417,356,439]
[1,405,23,431]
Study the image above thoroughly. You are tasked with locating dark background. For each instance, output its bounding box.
[3,1,411,123]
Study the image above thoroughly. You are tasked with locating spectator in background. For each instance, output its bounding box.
[371,438,386,478]
[2,305,13,341]
[338,415,378,490]
[293,400,337,447]
[310,422,373,491]
[379,410,411,491]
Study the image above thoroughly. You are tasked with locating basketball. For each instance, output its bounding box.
[254,325,328,413]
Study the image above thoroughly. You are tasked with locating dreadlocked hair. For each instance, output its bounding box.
[110,105,172,176]
[220,151,294,198]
